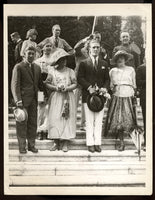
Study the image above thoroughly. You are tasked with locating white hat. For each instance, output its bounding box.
[50,48,70,65]
[14,108,28,122]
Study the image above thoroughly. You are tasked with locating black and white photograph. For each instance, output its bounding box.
[4,4,152,195]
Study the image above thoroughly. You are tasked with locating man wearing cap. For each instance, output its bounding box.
[78,40,110,153]
[37,24,75,55]
[11,45,47,154]
[10,32,23,64]
[113,31,141,69]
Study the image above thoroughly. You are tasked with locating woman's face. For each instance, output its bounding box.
[30,34,37,41]
[116,56,126,67]
[43,43,52,54]
[57,57,67,69]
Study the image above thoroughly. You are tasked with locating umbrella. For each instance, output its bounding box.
[130,97,144,161]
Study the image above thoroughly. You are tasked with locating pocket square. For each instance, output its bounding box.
[101,66,105,69]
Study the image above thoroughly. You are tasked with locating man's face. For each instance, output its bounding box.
[52,26,61,38]
[93,33,101,43]
[11,36,17,43]
[89,42,100,57]
[120,32,130,45]
[25,50,36,63]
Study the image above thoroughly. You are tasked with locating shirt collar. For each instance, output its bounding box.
[24,60,33,67]
[89,55,99,64]
[17,38,22,43]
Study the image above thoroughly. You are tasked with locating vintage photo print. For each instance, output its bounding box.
[4,4,152,195]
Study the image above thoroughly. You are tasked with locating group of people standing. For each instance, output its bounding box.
[10,23,146,154]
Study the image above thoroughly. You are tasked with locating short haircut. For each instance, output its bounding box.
[25,45,36,52]
[10,32,20,38]
[120,31,130,38]
[52,24,61,31]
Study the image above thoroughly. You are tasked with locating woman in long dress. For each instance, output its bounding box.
[34,42,54,140]
[45,48,77,152]
[105,50,136,151]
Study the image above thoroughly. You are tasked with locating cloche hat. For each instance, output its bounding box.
[111,50,133,65]
[13,107,28,122]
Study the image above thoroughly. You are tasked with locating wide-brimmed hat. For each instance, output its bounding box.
[87,94,106,112]
[111,50,133,65]
[13,107,28,122]
[26,29,38,39]
[50,48,70,65]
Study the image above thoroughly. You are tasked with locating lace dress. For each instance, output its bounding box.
[46,67,77,140]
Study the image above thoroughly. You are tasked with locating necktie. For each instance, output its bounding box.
[94,57,98,71]
[55,38,59,47]
[29,63,34,78]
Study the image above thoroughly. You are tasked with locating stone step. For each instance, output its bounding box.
[8,106,143,119]
[9,174,146,187]
[9,138,138,150]
[9,161,146,176]
[8,119,144,130]
[8,129,133,140]
[9,150,146,162]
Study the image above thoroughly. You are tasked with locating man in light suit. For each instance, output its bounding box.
[38,24,75,55]
[11,45,46,154]
[78,40,110,153]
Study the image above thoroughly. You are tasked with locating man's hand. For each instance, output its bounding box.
[16,101,23,109]
[88,86,96,95]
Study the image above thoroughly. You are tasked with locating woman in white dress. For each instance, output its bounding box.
[45,48,77,152]
[34,42,54,140]
[105,50,136,151]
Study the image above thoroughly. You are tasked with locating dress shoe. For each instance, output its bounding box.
[88,146,95,153]
[19,148,27,154]
[37,132,43,140]
[62,140,69,152]
[28,146,38,153]
[94,145,102,152]
[50,143,59,151]
[42,131,48,140]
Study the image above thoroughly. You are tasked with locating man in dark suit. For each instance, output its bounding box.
[10,32,23,64]
[11,45,46,154]
[136,61,146,151]
[78,40,110,153]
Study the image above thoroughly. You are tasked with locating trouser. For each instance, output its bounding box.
[16,99,37,150]
[75,87,85,127]
[84,103,104,146]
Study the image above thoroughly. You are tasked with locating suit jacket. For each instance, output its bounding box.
[77,57,110,103]
[14,39,23,63]
[136,63,146,105]
[11,61,46,107]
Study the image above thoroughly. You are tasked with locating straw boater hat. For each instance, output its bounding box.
[26,29,38,39]
[111,50,133,65]
[50,48,70,65]
[14,108,28,123]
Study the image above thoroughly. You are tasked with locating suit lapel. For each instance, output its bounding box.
[87,57,94,71]
[24,62,34,81]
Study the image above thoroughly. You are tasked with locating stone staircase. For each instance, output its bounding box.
[7,101,146,187]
